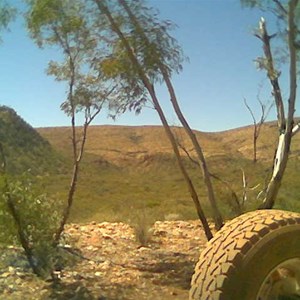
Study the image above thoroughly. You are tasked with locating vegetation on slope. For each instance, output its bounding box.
[0,106,64,175]
[1,107,299,225]
[37,123,300,224]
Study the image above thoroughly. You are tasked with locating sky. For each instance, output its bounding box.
[0,0,294,132]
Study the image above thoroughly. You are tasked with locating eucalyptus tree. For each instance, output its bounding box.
[89,1,218,239]
[26,0,122,244]
[91,0,216,238]
[0,0,16,37]
[242,0,300,209]
[116,0,223,229]
[25,0,225,240]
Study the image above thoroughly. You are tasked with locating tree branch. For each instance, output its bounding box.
[118,0,223,230]
[273,0,288,16]
[244,98,257,126]
[95,0,214,239]
[257,17,286,132]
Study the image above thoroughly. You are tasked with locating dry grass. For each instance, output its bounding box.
[35,122,300,224]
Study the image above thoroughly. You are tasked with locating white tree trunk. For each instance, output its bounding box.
[273,134,286,175]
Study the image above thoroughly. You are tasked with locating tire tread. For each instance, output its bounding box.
[189,209,300,300]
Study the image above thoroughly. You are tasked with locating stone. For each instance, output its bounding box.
[0,219,209,300]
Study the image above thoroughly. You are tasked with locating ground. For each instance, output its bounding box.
[0,220,212,300]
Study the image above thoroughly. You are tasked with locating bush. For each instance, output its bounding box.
[0,174,62,278]
[130,209,153,247]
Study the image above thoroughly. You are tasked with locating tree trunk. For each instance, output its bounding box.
[259,1,298,209]
[261,133,291,208]
[0,144,46,277]
[54,119,90,243]
[96,0,213,240]
[117,0,223,230]
[54,161,79,243]
[161,69,223,229]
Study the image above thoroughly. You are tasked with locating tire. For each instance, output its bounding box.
[189,209,300,300]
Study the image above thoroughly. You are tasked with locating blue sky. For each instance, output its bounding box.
[0,0,293,132]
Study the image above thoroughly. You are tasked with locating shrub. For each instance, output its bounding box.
[0,174,62,278]
[130,210,153,247]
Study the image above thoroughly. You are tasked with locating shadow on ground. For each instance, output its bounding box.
[136,251,195,290]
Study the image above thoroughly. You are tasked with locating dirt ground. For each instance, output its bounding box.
[0,220,212,300]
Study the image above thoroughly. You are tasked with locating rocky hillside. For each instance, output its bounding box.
[0,106,63,175]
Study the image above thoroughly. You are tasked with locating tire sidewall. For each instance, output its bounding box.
[224,225,300,299]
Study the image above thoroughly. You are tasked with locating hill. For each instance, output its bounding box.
[36,123,300,223]
[0,106,64,175]
[38,122,300,165]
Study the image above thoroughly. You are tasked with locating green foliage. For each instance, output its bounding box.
[93,0,186,115]
[241,0,278,8]
[0,174,62,277]
[0,106,64,175]
[26,0,186,117]
[0,0,16,39]
[102,0,185,79]
[26,0,85,46]
[26,0,125,120]
[0,177,17,245]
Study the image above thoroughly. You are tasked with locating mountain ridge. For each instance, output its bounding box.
[36,121,283,166]
[2,106,300,223]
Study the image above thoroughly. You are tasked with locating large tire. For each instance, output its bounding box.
[190,209,300,300]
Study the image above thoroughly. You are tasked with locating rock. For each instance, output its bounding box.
[94,271,102,277]
[0,219,208,300]
[102,234,112,240]
[137,246,151,252]
[1,272,11,278]
[153,230,167,237]
[86,245,97,251]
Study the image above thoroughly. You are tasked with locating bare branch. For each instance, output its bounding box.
[244,98,257,126]
[244,96,272,163]
[241,168,260,207]
[209,172,242,215]
[273,0,288,16]
[258,17,286,132]
[177,141,199,166]
[244,98,256,124]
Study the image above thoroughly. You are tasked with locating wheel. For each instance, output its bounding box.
[189,209,300,300]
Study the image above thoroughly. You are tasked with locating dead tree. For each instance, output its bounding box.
[255,0,300,208]
[244,96,272,163]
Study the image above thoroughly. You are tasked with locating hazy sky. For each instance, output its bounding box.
[0,0,293,132]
